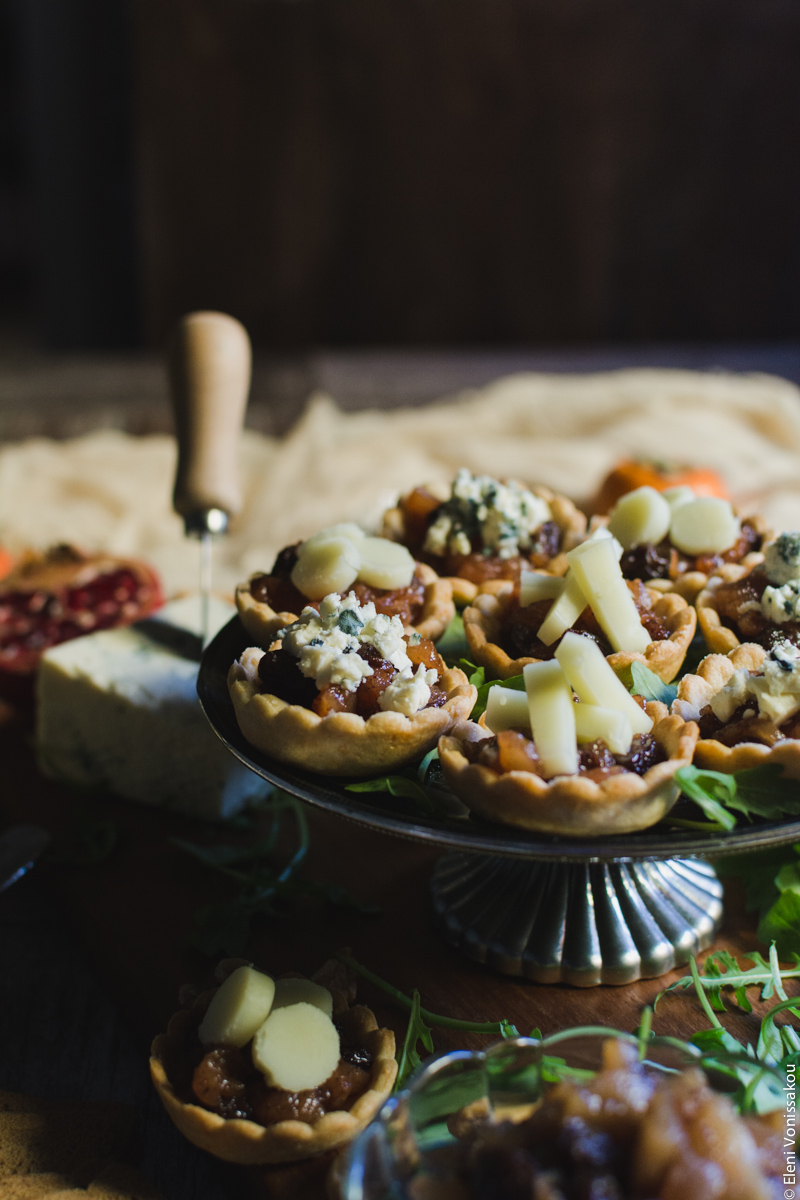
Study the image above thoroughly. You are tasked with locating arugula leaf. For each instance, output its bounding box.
[673,767,737,830]
[346,774,436,814]
[435,614,470,666]
[396,990,434,1091]
[716,846,798,915]
[675,763,800,828]
[656,948,800,1011]
[758,890,800,959]
[471,673,526,721]
[629,661,677,705]
[176,790,377,955]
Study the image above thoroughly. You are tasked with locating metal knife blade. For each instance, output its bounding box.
[0,824,51,893]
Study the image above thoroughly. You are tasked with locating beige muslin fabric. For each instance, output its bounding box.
[1,368,800,597]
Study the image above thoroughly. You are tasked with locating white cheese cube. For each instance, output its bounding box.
[484,686,531,734]
[537,571,587,646]
[566,538,651,654]
[519,571,564,607]
[555,631,653,735]
[574,704,633,755]
[669,498,739,556]
[36,595,269,820]
[607,486,671,550]
[523,660,578,777]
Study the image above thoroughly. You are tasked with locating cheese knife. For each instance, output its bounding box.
[168,311,252,647]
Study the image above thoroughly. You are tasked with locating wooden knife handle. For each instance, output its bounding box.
[169,311,251,523]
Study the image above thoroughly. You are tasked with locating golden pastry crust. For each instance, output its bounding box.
[696,562,756,654]
[463,582,696,683]
[674,643,800,778]
[596,513,771,604]
[438,704,698,836]
[381,484,587,605]
[150,1005,397,1166]
[236,561,454,648]
[228,662,477,776]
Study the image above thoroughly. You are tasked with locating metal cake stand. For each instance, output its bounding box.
[198,619,800,987]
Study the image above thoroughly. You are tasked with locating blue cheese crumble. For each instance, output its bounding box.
[709,640,800,724]
[276,592,437,713]
[423,469,552,561]
[761,534,800,623]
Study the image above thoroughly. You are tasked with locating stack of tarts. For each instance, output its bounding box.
[225,468,800,840]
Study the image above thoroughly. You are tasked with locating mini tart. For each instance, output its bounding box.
[438,704,698,836]
[382,484,587,606]
[150,973,397,1165]
[612,513,771,604]
[236,560,453,648]
[228,661,477,776]
[674,643,800,778]
[463,580,696,684]
[696,561,781,655]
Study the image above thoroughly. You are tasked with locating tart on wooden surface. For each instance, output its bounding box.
[439,705,696,837]
[439,634,698,836]
[697,532,800,655]
[381,470,586,605]
[236,525,454,647]
[228,592,476,776]
[674,640,800,778]
[150,957,397,1166]
[463,533,696,683]
[594,485,769,603]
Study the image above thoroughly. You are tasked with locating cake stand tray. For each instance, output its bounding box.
[198,619,800,986]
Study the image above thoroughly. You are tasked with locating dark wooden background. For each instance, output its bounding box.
[131,0,800,347]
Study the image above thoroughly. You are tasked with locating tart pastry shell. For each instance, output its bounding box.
[150,1004,397,1165]
[381,484,587,606]
[463,582,696,683]
[696,562,757,654]
[675,643,800,778]
[228,663,477,776]
[438,703,698,836]
[236,561,454,648]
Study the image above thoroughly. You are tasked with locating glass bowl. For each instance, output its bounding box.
[335,1031,715,1200]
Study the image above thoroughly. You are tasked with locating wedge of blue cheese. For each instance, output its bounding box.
[36,595,268,819]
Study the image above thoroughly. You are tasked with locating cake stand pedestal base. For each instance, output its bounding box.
[430,853,723,986]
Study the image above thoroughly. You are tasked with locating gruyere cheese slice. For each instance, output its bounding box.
[537,571,587,646]
[523,660,578,777]
[291,535,361,599]
[566,538,650,654]
[198,965,276,1048]
[574,704,633,755]
[484,685,530,733]
[272,977,333,1019]
[519,571,564,607]
[555,631,652,735]
[669,497,740,556]
[661,486,695,513]
[252,1002,340,1092]
[356,536,415,590]
[607,486,671,550]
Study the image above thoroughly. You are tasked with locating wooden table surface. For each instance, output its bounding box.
[0,701,791,1200]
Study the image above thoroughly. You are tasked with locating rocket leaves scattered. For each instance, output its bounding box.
[628,661,677,705]
[173,790,379,957]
